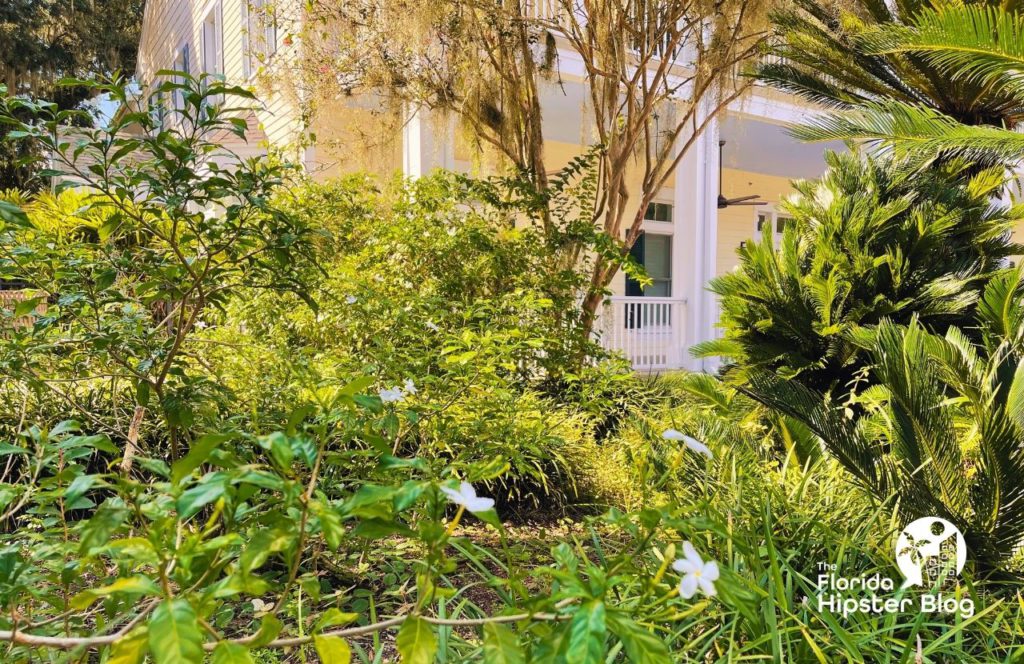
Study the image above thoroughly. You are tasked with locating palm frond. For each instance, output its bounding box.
[860,5,1024,104]
[791,100,1024,168]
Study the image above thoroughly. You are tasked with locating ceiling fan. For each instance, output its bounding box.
[717,140,768,209]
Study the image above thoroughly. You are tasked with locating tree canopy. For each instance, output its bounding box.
[0,0,144,189]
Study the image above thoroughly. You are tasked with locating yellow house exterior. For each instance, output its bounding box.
[135,0,851,371]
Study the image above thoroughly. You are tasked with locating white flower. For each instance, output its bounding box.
[425,320,439,331]
[379,387,404,403]
[345,295,358,304]
[662,429,713,458]
[195,320,207,329]
[673,541,719,598]
[441,481,495,513]
[403,379,417,395]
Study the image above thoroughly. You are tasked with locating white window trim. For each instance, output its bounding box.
[241,1,252,79]
[754,205,793,246]
[201,0,225,78]
[641,200,674,232]
[242,0,279,80]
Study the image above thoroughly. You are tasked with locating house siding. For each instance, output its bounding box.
[716,169,798,276]
[137,0,308,163]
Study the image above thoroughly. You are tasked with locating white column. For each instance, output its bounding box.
[701,119,721,374]
[402,104,454,177]
[673,114,720,372]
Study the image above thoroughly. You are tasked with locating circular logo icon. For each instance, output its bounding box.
[895,517,966,589]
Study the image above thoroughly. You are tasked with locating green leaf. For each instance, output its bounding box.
[95,269,117,291]
[482,623,525,664]
[312,501,344,550]
[0,199,29,228]
[108,627,149,664]
[148,599,204,664]
[471,508,502,530]
[13,296,41,318]
[286,404,315,435]
[396,616,436,664]
[70,575,160,610]
[176,477,227,518]
[606,614,670,664]
[258,432,294,471]
[79,500,128,554]
[171,433,234,485]
[98,215,122,242]
[64,473,98,505]
[314,635,352,663]
[314,608,359,633]
[338,375,374,397]
[212,642,254,664]
[565,600,605,664]
[136,380,151,408]
[247,614,283,648]
[240,529,293,574]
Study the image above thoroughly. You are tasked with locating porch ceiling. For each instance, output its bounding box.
[720,114,846,180]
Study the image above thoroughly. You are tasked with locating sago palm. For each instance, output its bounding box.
[701,151,1020,396]
[759,0,1024,126]
[743,268,1024,572]
[791,4,1024,168]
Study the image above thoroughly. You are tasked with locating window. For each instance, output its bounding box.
[243,0,278,78]
[202,2,224,78]
[645,202,672,223]
[626,232,672,297]
[172,42,191,111]
[756,210,793,246]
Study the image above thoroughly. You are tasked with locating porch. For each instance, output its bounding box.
[592,111,843,373]
[596,296,687,371]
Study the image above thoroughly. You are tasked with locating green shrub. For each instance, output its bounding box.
[196,173,627,510]
[745,268,1024,574]
[705,151,1020,395]
[0,75,319,461]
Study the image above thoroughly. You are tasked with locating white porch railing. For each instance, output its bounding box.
[596,296,686,371]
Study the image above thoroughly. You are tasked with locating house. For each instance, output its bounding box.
[135,0,848,372]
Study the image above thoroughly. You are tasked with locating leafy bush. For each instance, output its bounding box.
[707,149,1024,575]
[200,173,625,509]
[0,75,319,462]
[705,151,1019,395]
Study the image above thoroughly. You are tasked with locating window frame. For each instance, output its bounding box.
[626,229,673,298]
[644,201,673,224]
[242,0,279,79]
[755,207,794,247]
[172,41,191,113]
[201,1,225,79]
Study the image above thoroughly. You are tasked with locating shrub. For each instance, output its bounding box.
[199,173,624,509]
[745,268,1024,573]
[0,75,319,462]
[705,151,1020,396]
